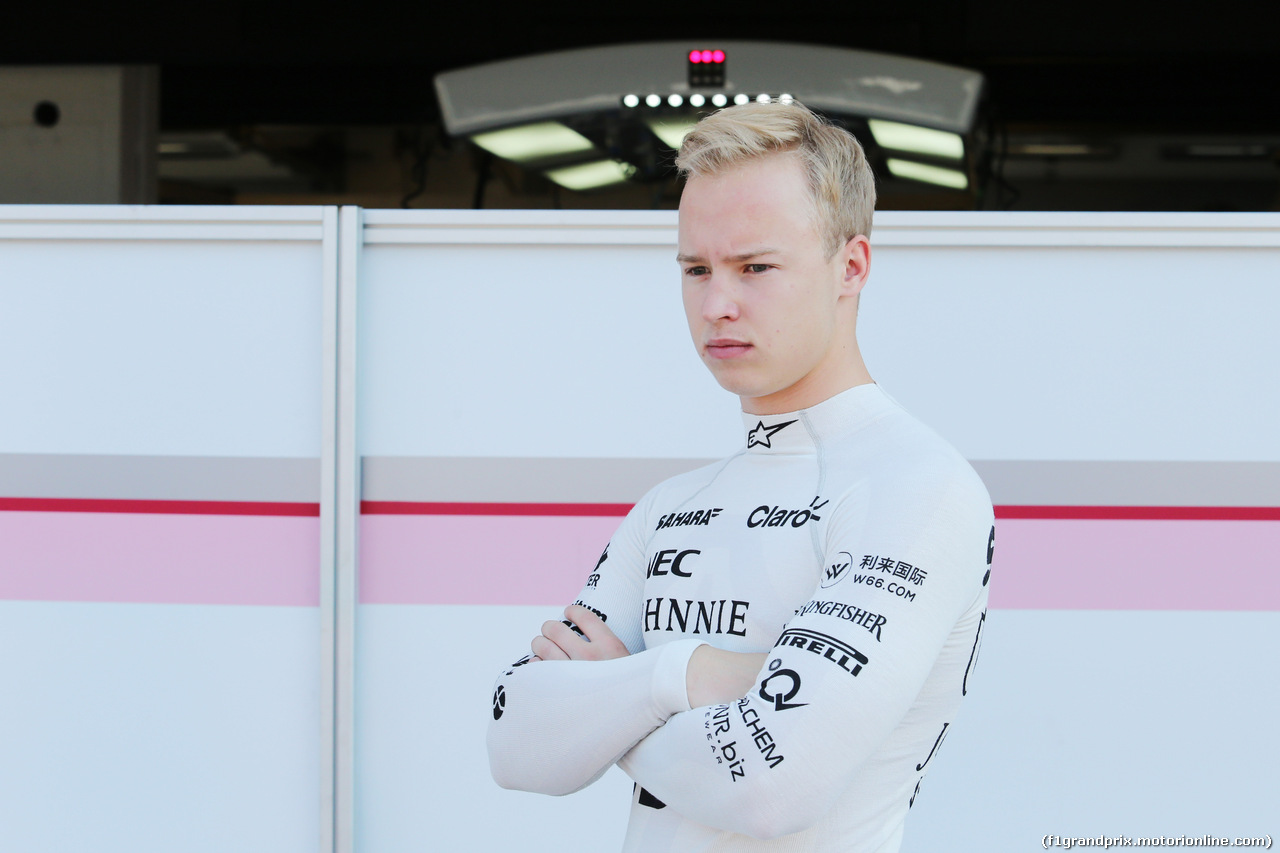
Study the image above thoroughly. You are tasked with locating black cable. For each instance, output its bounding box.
[401,123,440,209]
[995,115,1019,210]
[977,101,1019,211]
[472,150,493,209]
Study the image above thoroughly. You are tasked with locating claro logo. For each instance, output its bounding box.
[747,497,828,529]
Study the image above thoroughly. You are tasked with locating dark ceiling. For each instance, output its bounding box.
[5,0,1280,131]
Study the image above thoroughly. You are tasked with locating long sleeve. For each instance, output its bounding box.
[487,483,705,795]
[488,638,701,794]
[617,460,992,840]
[484,385,994,852]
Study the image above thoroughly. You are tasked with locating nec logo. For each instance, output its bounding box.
[646,549,700,578]
[820,551,854,588]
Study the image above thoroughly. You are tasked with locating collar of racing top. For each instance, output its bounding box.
[739,382,892,454]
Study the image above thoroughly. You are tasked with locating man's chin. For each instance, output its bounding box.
[707,371,780,404]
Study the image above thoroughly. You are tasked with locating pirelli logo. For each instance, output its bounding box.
[774,627,869,678]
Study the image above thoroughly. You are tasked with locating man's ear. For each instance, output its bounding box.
[839,235,871,298]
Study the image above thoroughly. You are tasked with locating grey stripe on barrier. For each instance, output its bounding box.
[360,456,1280,508]
[0,453,320,503]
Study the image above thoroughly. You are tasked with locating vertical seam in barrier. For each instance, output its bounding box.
[335,206,363,853]
[319,206,340,853]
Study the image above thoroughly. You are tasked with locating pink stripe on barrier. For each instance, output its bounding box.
[996,505,1280,521]
[0,497,319,516]
[362,501,632,517]
[360,514,619,606]
[988,518,1280,611]
[0,511,320,606]
[359,514,1280,610]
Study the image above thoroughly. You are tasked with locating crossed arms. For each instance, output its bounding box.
[533,604,765,709]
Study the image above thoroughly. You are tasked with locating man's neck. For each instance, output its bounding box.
[741,360,874,416]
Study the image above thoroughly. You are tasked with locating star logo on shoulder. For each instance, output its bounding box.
[746,419,797,449]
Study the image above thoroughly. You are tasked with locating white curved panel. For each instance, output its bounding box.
[358,241,740,459]
[0,236,323,457]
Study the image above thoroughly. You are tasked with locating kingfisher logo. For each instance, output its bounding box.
[820,551,854,588]
[746,419,797,449]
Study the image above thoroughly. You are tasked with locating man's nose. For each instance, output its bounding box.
[702,273,741,322]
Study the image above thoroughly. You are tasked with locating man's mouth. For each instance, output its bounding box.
[705,338,752,360]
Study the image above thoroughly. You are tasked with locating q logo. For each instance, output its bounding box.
[758,658,808,711]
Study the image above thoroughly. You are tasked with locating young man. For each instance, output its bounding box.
[488,102,994,852]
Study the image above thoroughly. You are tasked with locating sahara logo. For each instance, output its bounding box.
[655,507,723,529]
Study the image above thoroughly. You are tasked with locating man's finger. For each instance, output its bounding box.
[540,618,583,650]
[563,605,629,659]
[531,634,569,661]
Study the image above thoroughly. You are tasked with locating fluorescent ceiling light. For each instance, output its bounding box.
[1009,143,1097,157]
[647,118,698,150]
[886,158,969,190]
[470,122,594,163]
[544,159,636,191]
[869,120,964,161]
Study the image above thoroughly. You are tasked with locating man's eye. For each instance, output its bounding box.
[746,263,771,273]
[685,266,709,277]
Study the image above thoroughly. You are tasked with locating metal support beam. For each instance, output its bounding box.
[333,205,362,853]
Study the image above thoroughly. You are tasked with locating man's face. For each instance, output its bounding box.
[678,154,863,415]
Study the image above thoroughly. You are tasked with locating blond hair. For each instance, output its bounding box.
[676,102,876,255]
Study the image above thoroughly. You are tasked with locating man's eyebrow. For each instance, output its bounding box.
[676,248,782,264]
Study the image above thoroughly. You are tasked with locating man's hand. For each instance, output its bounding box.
[528,605,765,709]
[530,604,630,662]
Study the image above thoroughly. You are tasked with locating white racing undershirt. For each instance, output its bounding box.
[488,383,994,852]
